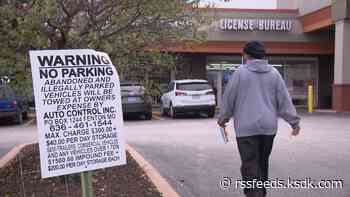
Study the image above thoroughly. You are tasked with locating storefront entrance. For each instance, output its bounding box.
[206,56,319,108]
[206,55,240,107]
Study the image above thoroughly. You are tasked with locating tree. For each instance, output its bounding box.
[0,0,209,99]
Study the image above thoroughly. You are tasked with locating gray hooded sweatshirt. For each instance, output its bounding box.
[218,59,300,137]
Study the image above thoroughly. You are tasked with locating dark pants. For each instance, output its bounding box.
[236,135,275,197]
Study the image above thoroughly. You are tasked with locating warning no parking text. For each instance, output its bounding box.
[29,49,126,178]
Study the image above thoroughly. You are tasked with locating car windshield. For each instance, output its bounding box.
[120,83,141,87]
[0,86,15,100]
[176,82,211,91]
[120,83,144,95]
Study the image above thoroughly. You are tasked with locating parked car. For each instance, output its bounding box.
[160,79,216,118]
[0,85,28,124]
[121,82,152,120]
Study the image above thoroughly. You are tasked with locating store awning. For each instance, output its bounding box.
[160,41,334,55]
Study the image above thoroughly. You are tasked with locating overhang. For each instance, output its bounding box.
[300,6,333,32]
[162,41,334,55]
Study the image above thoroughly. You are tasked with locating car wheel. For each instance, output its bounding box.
[15,111,23,125]
[170,104,177,119]
[145,112,152,120]
[207,108,216,118]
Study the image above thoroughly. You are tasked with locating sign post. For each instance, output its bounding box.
[81,171,93,197]
[29,49,126,183]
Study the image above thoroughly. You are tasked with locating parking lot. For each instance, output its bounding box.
[0,117,37,157]
[0,113,350,197]
[125,113,350,197]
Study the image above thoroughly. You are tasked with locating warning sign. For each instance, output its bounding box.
[29,49,126,178]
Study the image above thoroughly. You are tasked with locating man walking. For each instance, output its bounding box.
[217,41,301,197]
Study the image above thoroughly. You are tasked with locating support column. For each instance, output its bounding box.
[332,0,350,111]
[170,70,176,81]
[333,20,350,111]
[217,70,223,108]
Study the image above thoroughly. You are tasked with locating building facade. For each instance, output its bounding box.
[278,0,350,112]
[164,0,350,112]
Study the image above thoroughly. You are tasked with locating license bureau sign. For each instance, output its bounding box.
[219,18,293,32]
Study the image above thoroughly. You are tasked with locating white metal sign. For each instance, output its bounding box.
[29,49,126,178]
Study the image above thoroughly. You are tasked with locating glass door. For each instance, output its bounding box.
[206,55,242,107]
[269,56,318,107]
[284,60,318,107]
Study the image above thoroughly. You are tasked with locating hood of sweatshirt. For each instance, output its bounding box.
[246,59,272,73]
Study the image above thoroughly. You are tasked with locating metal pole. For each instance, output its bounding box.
[308,85,314,113]
[170,70,176,81]
[217,65,223,107]
[81,171,93,197]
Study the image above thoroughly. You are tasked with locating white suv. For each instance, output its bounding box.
[160,79,216,118]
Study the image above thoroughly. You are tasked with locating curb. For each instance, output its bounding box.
[0,143,30,168]
[313,110,350,115]
[126,144,180,197]
[153,112,161,117]
[152,112,162,120]
[25,118,36,127]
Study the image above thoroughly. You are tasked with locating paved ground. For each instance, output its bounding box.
[0,113,349,197]
[0,118,37,157]
[125,113,350,197]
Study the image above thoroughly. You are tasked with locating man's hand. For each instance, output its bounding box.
[291,126,300,136]
[217,118,229,128]
[217,118,230,140]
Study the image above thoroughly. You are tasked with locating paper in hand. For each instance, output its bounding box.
[218,127,229,144]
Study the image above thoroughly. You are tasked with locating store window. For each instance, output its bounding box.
[269,57,318,107]
[207,56,318,108]
[206,55,241,106]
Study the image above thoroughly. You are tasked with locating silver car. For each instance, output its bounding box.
[121,82,152,120]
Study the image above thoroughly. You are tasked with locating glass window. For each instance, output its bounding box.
[284,59,318,106]
[120,83,141,87]
[176,82,212,91]
[268,57,318,107]
[268,57,286,79]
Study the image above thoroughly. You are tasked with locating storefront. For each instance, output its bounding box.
[206,55,320,108]
[165,8,334,110]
